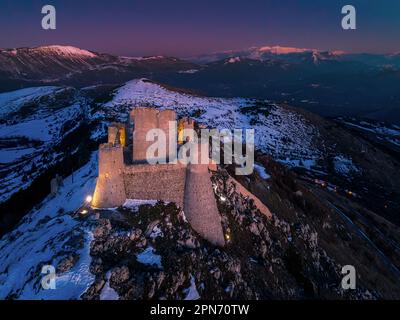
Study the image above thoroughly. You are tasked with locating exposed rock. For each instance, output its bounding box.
[57,253,79,273]
[249,221,261,236]
[145,220,160,237]
[129,228,142,241]
[110,266,130,285]
[93,218,112,238]
[81,277,106,300]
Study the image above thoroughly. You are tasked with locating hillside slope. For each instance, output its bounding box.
[0,79,399,299]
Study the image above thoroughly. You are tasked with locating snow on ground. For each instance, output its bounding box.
[0,86,84,202]
[99,271,119,300]
[0,86,60,118]
[183,275,200,300]
[178,69,199,74]
[0,102,82,142]
[149,225,164,239]
[136,246,162,269]
[0,147,37,163]
[35,45,98,58]
[102,79,321,169]
[333,155,360,177]
[0,153,98,299]
[254,163,271,180]
[123,199,159,209]
[340,118,400,148]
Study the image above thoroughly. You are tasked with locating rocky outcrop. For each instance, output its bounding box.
[81,167,379,300]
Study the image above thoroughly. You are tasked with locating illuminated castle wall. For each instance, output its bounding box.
[92,107,225,246]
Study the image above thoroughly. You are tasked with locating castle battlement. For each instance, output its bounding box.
[92,107,225,246]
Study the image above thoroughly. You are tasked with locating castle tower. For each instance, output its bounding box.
[108,123,126,146]
[92,125,127,208]
[184,142,225,246]
[178,117,194,144]
[130,108,159,162]
[130,108,177,162]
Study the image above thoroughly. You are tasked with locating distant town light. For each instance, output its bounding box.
[226,234,230,240]
[81,209,88,215]
[85,195,93,203]
[220,196,226,202]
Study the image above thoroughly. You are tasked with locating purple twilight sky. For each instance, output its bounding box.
[1,0,400,56]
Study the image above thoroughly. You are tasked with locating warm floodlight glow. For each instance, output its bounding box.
[85,195,93,203]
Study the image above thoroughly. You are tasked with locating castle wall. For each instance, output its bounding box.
[108,123,126,146]
[123,163,186,207]
[131,108,177,162]
[92,143,126,208]
[93,108,225,246]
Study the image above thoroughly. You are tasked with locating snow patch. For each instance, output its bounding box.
[178,69,199,74]
[254,163,271,180]
[333,155,360,177]
[123,199,159,209]
[0,153,98,299]
[136,246,162,268]
[99,271,119,300]
[183,275,200,300]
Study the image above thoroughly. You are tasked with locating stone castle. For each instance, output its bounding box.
[92,107,225,246]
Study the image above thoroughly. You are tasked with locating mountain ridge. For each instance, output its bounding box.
[1,45,400,125]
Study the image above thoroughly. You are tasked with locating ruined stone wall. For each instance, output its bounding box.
[92,143,126,208]
[108,123,126,146]
[123,163,186,208]
[178,118,194,144]
[130,108,177,162]
[93,110,225,246]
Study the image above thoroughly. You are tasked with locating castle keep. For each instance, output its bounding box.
[92,107,225,246]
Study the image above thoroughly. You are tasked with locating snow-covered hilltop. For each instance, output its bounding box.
[0,45,196,85]
[1,45,98,58]
[33,45,98,58]
[102,79,322,169]
[0,45,109,80]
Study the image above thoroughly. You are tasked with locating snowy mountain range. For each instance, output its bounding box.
[1,44,400,124]
[187,45,344,64]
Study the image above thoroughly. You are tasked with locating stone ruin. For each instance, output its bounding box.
[92,107,225,246]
